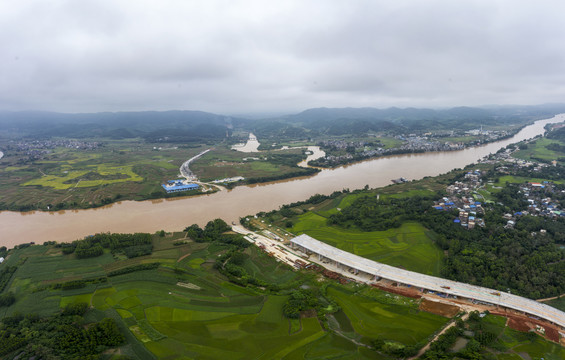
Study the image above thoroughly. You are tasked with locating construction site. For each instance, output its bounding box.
[288,233,565,345]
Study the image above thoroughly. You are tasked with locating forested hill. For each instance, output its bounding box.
[0,110,243,142]
[282,104,565,131]
[241,104,565,138]
[2,104,565,141]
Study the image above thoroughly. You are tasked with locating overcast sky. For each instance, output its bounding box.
[1,0,564,115]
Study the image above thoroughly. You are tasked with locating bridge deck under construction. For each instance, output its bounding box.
[290,234,565,329]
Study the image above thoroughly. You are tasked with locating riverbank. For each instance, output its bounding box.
[310,127,523,169]
[1,114,564,248]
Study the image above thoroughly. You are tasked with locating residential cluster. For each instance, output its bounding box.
[9,139,102,151]
[315,132,511,166]
[395,135,464,152]
[503,181,565,229]
[433,170,486,229]
[4,139,102,161]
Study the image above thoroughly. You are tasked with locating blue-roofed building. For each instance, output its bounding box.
[161,181,199,193]
[454,219,461,223]
[434,206,443,210]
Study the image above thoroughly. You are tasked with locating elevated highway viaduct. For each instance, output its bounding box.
[291,234,565,330]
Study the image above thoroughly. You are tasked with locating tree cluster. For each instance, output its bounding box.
[0,266,17,293]
[327,195,433,231]
[51,277,107,291]
[321,194,565,299]
[0,292,15,307]
[59,232,153,259]
[107,262,160,277]
[0,308,125,359]
[421,311,513,360]
[282,289,321,319]
[184,219,248,248]
[245,167,319,185]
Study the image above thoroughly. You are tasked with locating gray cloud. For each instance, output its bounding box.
[1,0,564,114]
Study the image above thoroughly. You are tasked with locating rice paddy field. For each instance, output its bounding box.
[0,140,208,210]
[0,232,451,359]
[0,139,315,211]
[1,229,563,359]
[326,286,448,345]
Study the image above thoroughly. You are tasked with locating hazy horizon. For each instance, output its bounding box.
[2,102,565,119]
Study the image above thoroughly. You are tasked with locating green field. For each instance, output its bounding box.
[0,140,207,211]
[261,190,444,275]
[1,233,450,359]
[494,174,564,187]
[2,229,562,359]
[23,164,143,189]
[0,139,318,211]
[190,145,312,182]
[290,212,443,275]
[513,138,565,163]
[483,315,565,360]
[327,286,448,345]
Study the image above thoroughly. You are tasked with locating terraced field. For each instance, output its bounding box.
[1,230,562,359]
[327,286,449,345]
[2,233,436,359]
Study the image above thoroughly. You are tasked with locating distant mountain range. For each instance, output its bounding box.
[1,104,565,141]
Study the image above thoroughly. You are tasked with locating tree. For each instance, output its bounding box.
[0,292,15,307]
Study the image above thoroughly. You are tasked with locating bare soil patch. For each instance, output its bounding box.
[420,298,460,318]
[371,283,422,299]
[176,282,201,290]
[301,309,317,318]
[492,310,560,343]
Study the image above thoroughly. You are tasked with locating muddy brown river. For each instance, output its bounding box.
[1,114,564,247]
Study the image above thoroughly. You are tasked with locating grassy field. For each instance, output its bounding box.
[2,231,562,359]
[513,138,565,164]
[0,139,208,210]
[1,233,445,359]
[494,174,564,187]
[190,145,311,182]
[260,189,445,275]
[0,139,317,211]
[288,197,444,275]
[479,314,565,360]
[327,286,448,345]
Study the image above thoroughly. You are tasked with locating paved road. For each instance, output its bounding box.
[180,149,211,180]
